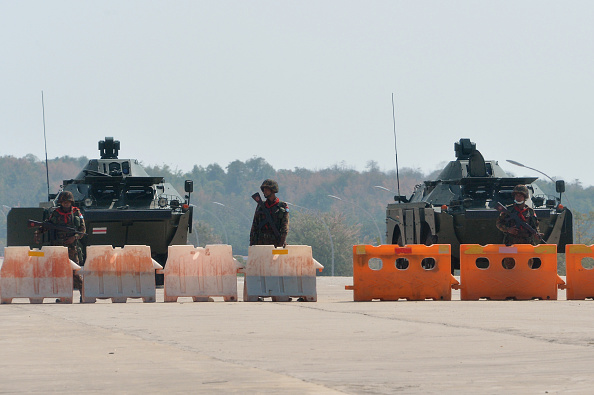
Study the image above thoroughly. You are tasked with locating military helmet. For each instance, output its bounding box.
[58,191,75,203]
[512,184,529,199]
[260,179,279,193]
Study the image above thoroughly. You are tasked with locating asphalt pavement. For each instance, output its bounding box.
[1,276,593,394]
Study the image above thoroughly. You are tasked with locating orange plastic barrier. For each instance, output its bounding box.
[459,244,563,300]
[1,246,81,304]
[564,244,594,300]
[345,244,458,301]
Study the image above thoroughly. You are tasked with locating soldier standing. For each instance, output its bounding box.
[250,179,289,248]
[46,191,86,288]
[496,184,541,268]
[496,185,541,245]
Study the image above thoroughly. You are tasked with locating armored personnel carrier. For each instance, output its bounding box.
[7,137,194,268]
[386,138,573,269]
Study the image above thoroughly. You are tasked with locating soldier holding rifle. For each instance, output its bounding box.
[496,185,542,245]
[34,191,86,288]
[250,179,289,248]
[496,184,543,269]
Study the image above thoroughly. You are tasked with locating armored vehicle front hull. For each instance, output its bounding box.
[385,139,573,270]
[6,137,194,273]
[8,207,191,264]
[387,203,573,268]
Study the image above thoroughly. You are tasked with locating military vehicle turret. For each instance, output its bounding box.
[7,137,194,269]
[386,138,573,270]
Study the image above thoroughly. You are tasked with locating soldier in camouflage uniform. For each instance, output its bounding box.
[45,191,86,288]
[496,184,541,268]
[496,185,540,245]
[250,179,289,248]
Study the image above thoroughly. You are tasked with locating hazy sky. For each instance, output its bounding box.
[2,1,593,186]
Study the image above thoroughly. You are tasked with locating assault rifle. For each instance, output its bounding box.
[495,202,546,243]
[28,220,86,236]
[251,193,281,239]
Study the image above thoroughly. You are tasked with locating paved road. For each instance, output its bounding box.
[1,277,593,394]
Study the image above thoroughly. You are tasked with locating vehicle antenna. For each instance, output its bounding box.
[392,93,401,200]
[41,91,50,201]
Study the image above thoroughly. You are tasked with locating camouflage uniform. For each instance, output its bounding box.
[250,180,289,247]
[47,205,86,264]
[250,198,289,247]
[496,185,540,269]
[496,203,540,246]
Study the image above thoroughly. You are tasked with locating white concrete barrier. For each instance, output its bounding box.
[1,246,80,304]
[158,244,240,302]
[80,245,162,303]
[243,245,323,302]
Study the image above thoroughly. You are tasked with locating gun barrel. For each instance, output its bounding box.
[27,219,85,235]
[496,203,544,242]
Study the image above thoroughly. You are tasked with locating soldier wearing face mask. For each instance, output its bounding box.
[496,184,541,246]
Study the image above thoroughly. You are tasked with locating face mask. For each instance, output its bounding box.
[514,199,524,205]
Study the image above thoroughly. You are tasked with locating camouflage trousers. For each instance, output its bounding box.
[68,243,84,290]
[67,244,78,263]
[51,241,83,290]
[52,240,83,265]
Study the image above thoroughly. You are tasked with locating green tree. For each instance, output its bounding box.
[245,157,275,180]
[573,210,594,245]
[206,164,225,182]
[188,221,223,247]
[288,209,360,276]
[225,160,249,195]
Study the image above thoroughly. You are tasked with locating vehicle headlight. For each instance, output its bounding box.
[158,197,168,208]
[84,198,93,207]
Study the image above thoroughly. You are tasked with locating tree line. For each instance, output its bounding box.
[1,154,593,276]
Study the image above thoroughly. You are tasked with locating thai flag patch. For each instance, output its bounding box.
[92,227,107,235]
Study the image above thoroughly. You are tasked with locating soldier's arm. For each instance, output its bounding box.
[38,211,57,233]
[496,212,518,235]
[249,208,259,246]
[531,211,541,234]
[279,205,289,247]
[496,212,509,232]
[76,209,86,236]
